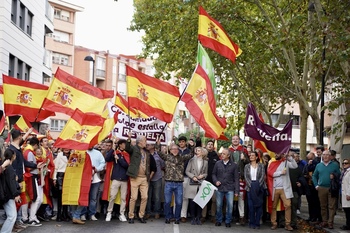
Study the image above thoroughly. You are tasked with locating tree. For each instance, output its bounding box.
[130,0,350,158]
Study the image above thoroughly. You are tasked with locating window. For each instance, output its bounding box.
[8,53,31,81]
[52,52,69,66]
[271,114,300,128]
[54,8,70,22]
[51,30,70,43]
[11,0,33,36]
[118,63,126,81]
[50,119,67,132]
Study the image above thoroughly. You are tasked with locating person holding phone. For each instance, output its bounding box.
[0,148,22,233]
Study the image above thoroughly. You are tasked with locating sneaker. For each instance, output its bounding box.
[105,213,112,222]
[28,221,42,227]
[80,215,86,221]
[20,219,29,224]
[119,214,127,222]
[296,209,301,215]
[90,215,98,221]
[51,215,57,221]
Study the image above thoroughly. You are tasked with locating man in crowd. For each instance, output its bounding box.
[105,139,130,222]
[156,142,193,224]
[229,135,249,225]
[146,143,164,219]
[212,148,239,228]
[126,134,157,224]
[267,153,297,231]
[312,150,340,229]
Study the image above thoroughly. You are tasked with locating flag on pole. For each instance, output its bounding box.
[2,75,55,122]
[193,180,217,208]
[126,65,180,123]
[54,108,105,150]
[62,150,92,206]
[197,43,216,100]
[89,112,119,148]
[198,6,242,63]
[181,64,226,139]
[115,92,147,118]
[41,68,114,116]
[13,116,39,134]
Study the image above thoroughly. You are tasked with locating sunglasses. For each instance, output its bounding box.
[343,162,349,165]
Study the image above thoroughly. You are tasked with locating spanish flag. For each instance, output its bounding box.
[198,6,242,63]
[267,159,286,213]
[89,112,119,148]
[41,68,114,116]
[2,75,55,122]
[115,92,147,118]
[0,111,5,135]
[54,108,105,150]
[254,113,275,158]
[182,64,226,139]
[126,66,180,123]
[13,116,39,134]
[0,86,4,109]
[62,150,92,206]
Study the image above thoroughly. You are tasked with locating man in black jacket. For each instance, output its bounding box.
[212,148,239,228]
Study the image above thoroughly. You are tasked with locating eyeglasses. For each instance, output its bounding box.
[343,162,349,165]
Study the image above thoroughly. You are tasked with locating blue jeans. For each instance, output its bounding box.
[73,182,100,219]
[146,178,162,214]
[1,199,17,233]
[216,190,234,224]
[164,181,183,220]
[247,191,263,227]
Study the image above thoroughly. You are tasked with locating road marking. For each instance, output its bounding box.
[173,223,179,233]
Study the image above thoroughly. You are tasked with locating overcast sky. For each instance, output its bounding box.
[69,0,143,55]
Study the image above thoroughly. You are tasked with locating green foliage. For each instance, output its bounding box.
[130,0,350,140]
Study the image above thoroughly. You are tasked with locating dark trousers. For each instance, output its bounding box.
[306,185,321,221]
[344,207,350,227]
[189,199,202,219]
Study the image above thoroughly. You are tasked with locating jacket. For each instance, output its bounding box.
[244,163,267,192]
[125,140,156,180]
[341,168,350,208]
[9,144,36,183]
[212,160,239,193]
[105,149,129,181]
[185,157,208,199]
[0,164,21,202]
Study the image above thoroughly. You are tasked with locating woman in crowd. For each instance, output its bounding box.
[185,147,208,225]
[53,148,70,222]
[341,158,350,230]
[0,148,21,233]
[244,150,267,229]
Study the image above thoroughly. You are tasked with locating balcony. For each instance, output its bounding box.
[43,49,52,70]
[96,69,106,80]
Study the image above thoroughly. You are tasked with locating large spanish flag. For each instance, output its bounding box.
[198,6,242,63]
[267,159,286,213]
[54,108,105,150]
[41,68,114,116]
[182,64,226,139]
[13,115,39,134]
[126,66,180,123]
[62,150,92,206]
[2,75,55,122]
[115,92,148,118]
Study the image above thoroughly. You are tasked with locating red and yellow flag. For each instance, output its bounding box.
[41,68,114,116]
[13,116,39,134]
[89,112,119,147]
[115,92,148,118]
[182,64,226,139]
[253,113,275,158]
[126,66,180,123]
[2,75,55,122]
[198,6,242,63]
[62,150,92,206]
[54,108,105,150]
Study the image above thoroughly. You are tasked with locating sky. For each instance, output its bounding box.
[69,0,144,55]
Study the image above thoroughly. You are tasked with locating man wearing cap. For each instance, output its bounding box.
[104,139,130,222]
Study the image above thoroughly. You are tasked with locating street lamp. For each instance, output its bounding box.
[84,55,95,86]
[308,2,326,146]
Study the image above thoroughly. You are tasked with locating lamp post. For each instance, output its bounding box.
[84,55,95,86]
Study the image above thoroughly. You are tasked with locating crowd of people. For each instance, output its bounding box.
[0,130,349,233]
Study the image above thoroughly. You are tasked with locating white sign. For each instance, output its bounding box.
[193,180,217,208]
[107,102,168,144]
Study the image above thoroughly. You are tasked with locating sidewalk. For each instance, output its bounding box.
[299,196,346,233]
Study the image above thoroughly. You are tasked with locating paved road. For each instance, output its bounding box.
[20,218,289,233]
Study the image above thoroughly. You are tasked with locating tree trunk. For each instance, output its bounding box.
[299,103,309,160]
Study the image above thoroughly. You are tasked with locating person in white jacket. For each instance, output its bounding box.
[341,159,350,230]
